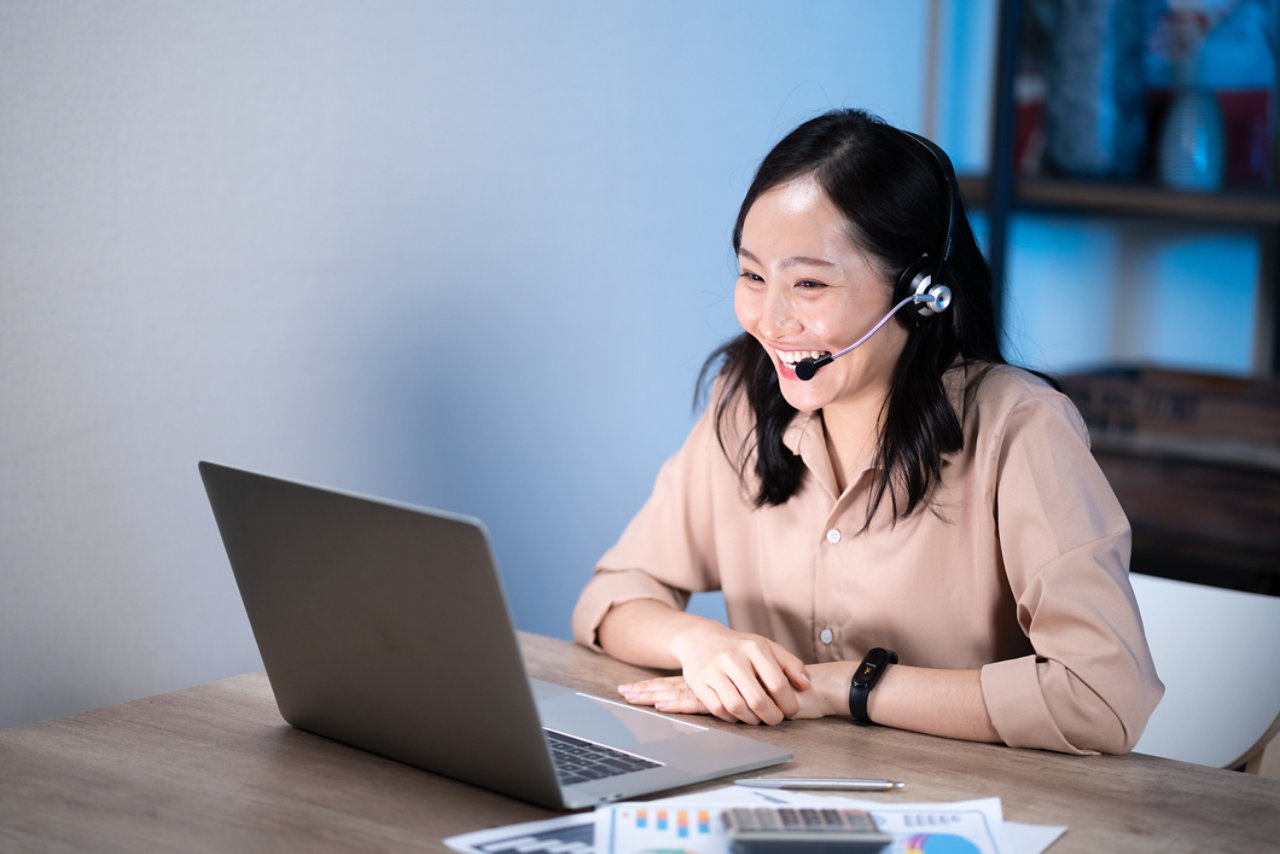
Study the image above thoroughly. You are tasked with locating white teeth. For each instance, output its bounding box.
[776,349,827,367]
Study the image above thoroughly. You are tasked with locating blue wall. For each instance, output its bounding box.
[1,0,935,728]
[1,0,1263,730]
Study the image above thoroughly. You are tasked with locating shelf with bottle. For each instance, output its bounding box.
[986,0,1280,226]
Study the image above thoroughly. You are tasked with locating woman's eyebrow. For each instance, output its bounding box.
[737,246,836,268]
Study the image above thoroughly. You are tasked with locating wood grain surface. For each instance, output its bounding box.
[1,632,1276,852]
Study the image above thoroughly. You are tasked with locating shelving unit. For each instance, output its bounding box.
[975,1,1280,595]
[977,1,1280,377]
[959,175,1280,224]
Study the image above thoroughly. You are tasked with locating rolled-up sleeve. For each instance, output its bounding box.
[571,402,726,651]
[981,392,1164,754]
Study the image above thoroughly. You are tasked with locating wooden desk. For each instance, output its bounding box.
[2,633,1277,852]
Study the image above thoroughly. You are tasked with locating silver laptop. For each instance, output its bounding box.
[199,461,791,810]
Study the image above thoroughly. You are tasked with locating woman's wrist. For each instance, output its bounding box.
[806,661,860,718]
[667,614,736,666]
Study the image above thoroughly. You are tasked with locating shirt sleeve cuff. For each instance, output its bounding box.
[571,568,689,651]
[980,656,1099,756]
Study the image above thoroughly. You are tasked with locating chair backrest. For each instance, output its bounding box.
[1130,572,1280,768]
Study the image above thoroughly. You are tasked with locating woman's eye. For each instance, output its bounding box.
[738,271,764,283]
[796,279,826,289]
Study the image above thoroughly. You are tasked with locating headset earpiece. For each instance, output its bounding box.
[893,255,952,326]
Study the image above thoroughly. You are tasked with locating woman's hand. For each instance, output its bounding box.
[618,622,811,725]
[620,660,856,723]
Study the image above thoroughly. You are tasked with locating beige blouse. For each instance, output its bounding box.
[573,363,1164,754]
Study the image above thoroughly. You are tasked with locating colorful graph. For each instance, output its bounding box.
[631,808,713,839]
[602,805,719,854]
[894,832,982,854]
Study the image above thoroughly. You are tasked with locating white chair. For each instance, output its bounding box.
[1130,572,1280,770]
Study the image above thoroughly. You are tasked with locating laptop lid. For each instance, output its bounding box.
[199,461,791,809]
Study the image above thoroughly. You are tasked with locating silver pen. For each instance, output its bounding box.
[736,777,906,792]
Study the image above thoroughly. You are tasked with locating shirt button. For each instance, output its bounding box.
[820,628,834,645]
[826,528,841,544]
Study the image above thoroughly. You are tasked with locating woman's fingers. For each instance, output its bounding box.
[699,668,768,724]
[619,674,755,723]
[620,663,780,725]
[618,677,708,715]
[775,643,812,690]
[622,628,814,726]
[741,647,804,721]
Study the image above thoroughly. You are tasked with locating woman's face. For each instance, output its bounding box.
[734,174,908,417]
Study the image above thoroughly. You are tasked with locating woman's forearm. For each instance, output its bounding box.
[595,598,725,670]
[807,661,1001,743]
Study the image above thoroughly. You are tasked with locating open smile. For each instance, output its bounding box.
[775,348,831,372]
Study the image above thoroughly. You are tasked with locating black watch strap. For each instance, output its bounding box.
[848,647,898,726]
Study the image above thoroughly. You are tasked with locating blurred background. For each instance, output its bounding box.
[2,1,1275,731]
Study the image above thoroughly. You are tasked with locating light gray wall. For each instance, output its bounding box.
[1,0,938,729]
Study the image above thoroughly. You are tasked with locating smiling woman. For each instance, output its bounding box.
[572,108,1165,756]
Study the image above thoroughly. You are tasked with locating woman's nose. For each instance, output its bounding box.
[759,285,800,338]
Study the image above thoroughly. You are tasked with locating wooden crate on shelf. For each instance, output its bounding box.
[1058,367,1280,596]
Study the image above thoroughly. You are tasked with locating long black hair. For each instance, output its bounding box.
[701,108,1007,527]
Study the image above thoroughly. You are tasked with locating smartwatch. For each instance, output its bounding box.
[848,647,898,726]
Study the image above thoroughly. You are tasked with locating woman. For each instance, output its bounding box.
[571,108,1162,754]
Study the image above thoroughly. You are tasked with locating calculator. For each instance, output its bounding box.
[722,806,893,853]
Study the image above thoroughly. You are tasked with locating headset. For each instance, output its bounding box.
[794,130,958,381]
[894,130,958,326]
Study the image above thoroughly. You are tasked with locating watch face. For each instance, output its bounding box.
[854,648,890,688]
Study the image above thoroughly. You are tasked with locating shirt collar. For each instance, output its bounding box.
[782,410,842,499]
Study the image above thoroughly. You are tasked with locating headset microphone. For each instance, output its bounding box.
[794,286,951,381]
[793,358,823,381]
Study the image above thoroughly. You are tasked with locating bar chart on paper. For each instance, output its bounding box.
[603,805,718,853]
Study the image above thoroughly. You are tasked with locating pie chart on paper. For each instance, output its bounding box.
[893,832,983,854]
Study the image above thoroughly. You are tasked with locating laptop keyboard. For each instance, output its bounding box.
[544,729,662,785]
